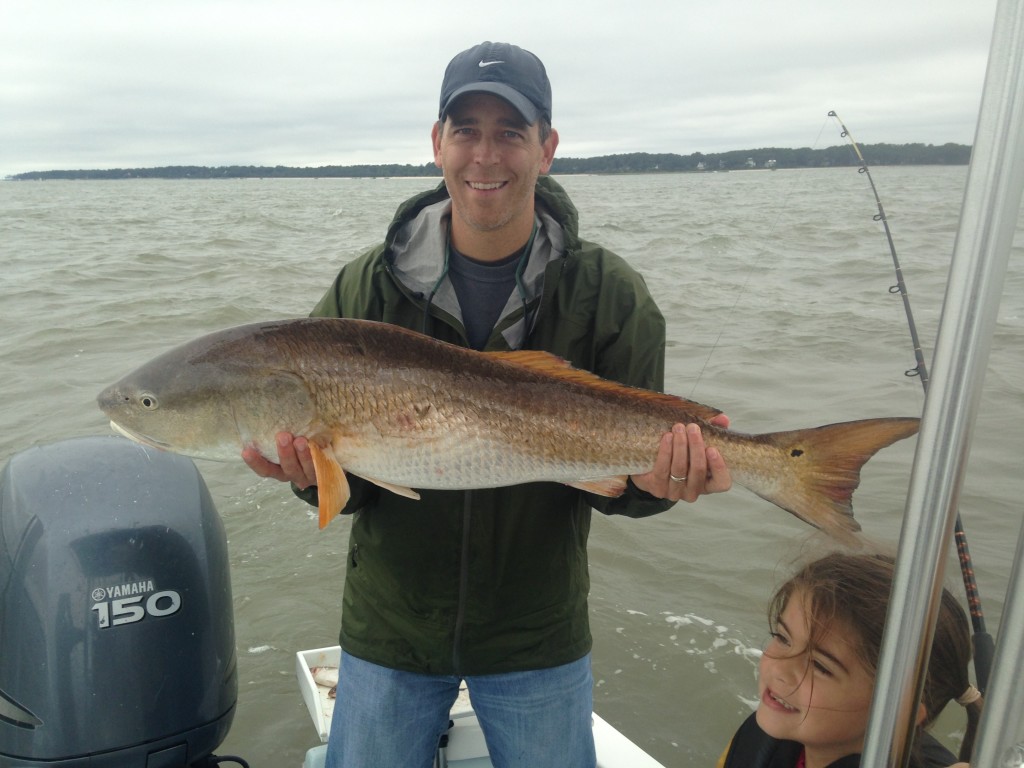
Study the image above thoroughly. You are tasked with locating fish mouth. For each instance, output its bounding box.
[108,420,171,451]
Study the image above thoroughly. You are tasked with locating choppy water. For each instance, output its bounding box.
[2,167,1022,766]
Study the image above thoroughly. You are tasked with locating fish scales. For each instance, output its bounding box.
[98,317,920,538]
[280,320,679,482]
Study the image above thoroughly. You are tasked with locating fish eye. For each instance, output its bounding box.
[139,393,159,410]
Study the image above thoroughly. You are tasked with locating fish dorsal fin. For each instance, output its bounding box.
[489,350,574,369]
[487,350,724,423]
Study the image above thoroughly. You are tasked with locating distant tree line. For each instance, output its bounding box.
[550,143,971,174]
[7,143,970,181]
[8,163,443,181]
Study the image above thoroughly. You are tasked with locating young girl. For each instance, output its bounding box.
[718,552,983,768]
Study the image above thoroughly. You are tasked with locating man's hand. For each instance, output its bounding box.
[242,432,318,490]
[630,415,732,501]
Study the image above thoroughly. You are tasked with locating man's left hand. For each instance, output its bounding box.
[630,415,732,501]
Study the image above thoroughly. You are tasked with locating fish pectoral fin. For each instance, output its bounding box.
[358,475,421,501]
[309,442,351,530]
[567,476,628,497]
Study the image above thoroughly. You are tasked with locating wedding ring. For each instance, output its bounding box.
[670,474,687,483]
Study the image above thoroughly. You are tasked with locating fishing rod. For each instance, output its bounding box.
[827,110,995,693]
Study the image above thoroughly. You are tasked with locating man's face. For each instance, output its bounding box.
[432,92,558,254]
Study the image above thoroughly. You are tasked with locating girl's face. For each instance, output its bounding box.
[756,589,876,768]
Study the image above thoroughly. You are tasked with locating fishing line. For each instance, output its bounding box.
[685,117,834,400]
[827,110,994,693]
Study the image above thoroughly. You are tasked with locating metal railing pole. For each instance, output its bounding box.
[970,515,1024,766]
[859,0,1024,763]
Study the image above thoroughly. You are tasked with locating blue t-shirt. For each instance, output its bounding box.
[447,246,521,351]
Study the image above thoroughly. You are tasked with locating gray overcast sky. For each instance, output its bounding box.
[0,0,1000,177]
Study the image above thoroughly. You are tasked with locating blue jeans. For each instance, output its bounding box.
[324,651,597,768]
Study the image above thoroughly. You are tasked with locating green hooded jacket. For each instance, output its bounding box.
[298,175,674,675]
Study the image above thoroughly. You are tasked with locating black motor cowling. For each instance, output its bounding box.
[0,436,237,767]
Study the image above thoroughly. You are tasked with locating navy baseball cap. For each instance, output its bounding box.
[439,42,552,125]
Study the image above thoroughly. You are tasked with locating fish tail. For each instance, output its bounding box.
[740,417,920,539]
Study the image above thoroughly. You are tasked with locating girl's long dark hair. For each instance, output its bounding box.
[768,552,982,762]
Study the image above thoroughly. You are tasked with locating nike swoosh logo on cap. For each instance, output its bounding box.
[478,59,504,67]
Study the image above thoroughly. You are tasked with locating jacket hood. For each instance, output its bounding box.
[381,176,580,348]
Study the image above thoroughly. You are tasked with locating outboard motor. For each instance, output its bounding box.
[0,436,237,767]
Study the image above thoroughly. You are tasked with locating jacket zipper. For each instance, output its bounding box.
[451,489,473,673]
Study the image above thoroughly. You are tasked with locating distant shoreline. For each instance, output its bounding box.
[5,142,971,181]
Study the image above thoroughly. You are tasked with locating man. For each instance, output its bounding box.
[244,41,731,768]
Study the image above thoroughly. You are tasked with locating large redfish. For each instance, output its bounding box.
[97,318,919,537]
